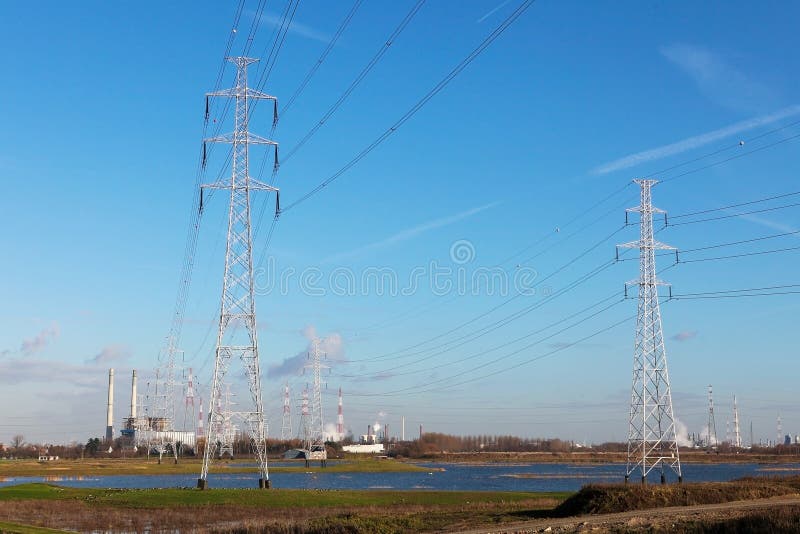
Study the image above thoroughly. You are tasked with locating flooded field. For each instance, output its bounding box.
[1,462,795,491]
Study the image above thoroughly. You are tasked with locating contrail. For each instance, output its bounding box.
[592,105,800,175]
[324,202,500,263]
[477,0,511,23]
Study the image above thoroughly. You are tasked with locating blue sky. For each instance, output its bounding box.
[1,1,799,446]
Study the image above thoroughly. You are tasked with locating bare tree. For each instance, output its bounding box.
[11,434,24,450]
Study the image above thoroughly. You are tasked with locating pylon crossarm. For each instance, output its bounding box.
[249,179,279,192]
[204,133,277,146]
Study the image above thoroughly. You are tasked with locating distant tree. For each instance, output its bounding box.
[11,434,24,450]
[85,437,101,457]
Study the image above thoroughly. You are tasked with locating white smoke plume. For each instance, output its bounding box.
[20,322,60,356]
[267,325,346,378]
[673,418,693,447]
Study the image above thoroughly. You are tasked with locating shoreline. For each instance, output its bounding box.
[3,450,800,478]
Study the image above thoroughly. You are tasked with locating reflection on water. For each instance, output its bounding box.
[0,463,797,492]
[43,475,89,482]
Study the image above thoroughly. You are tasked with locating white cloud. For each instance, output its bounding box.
[660,44,775,113]
[731,212,799,236]
[259,13,329,43]
[324,202,500,263]
[592,105,800,175]
[0,357,103,388]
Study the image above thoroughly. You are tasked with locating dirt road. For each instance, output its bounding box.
[447,494,800,533]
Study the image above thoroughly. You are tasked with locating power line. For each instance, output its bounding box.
[337,293,623,380]
[347,224,625,364]
[281,0,426,164]
[280,0,536,213]
[280,0,364,118]
[668,201,800,226]
[680,244,800,264]
[645,118,800,180]
[682,228,800,253]
[660,131,800,184]
[671,283,800,300]
[669,190,800,220]
[349,313,634,397]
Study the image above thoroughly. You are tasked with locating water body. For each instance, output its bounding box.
[1,463,798,492]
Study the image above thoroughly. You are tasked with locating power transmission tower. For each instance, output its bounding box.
[299,387,311,446]
[733,395,741,448]
[706,385,717,451]
[619,179,682,484]
[281,382,292,441]
[197,56,279,490]
[306,339,328,466]
[217,385,236,459]
[183,367,196,432]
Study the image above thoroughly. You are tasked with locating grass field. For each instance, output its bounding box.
[0,521,72,534]
[0,457,427,477]
[0,483,568,533]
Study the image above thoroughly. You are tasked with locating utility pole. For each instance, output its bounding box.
[733,395,741,448]
[706,385,717,452]
[281,382,292,441]
[619,179,682,484]
[197,56,279,490]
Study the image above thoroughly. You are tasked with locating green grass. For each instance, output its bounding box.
[0,522,71,534]
[0,457,427,477]
[0,483,568,509]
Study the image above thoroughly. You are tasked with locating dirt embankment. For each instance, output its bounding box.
[554,476,800,516]
[450,477,800,533]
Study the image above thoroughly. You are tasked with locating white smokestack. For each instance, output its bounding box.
[130,369,137,418]
[106,368,114,441]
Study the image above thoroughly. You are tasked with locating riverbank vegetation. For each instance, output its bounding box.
[0,484,566,533]
[554,476,800,516]
[0,457,426,477]
[3,477,800,532]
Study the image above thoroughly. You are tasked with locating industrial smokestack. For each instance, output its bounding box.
[198,397,204,437]
[402,416,405,441]
[106,368,115,442]
[130,370,137,418]
[336,387,344,437]
[419,424,423,439]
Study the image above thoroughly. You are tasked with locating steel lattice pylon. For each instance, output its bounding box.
[198,56,279,490]
[619,179,682,484]
[304,339,328,466]
[280,382,292,441]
